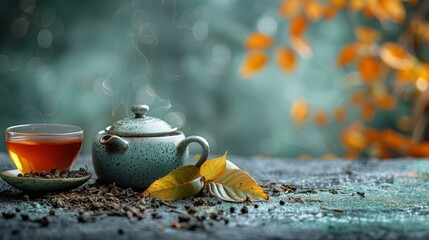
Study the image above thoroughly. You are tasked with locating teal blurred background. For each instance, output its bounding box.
[0,0,411,157]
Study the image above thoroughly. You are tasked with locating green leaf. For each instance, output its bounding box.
[142,165,204,201]
[208,169,269,202]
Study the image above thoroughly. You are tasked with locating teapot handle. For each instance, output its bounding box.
[177,136,210,168]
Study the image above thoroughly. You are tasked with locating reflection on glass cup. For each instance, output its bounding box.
[5,124,83,173]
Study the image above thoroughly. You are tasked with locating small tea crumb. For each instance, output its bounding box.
[2,211,16,219]
[240,206,248,214]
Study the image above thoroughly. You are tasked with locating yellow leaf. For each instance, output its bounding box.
[225,160,239,170]
[244,32,274,49]
[337,43,357,68]
[379,43,413,70]
[142,165,204,201]
[239,51,268,78]
[200,151,227,181]
[208,169,269,202]
[276,47,296,73]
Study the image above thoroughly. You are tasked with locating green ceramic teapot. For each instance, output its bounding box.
[92,104,209,191]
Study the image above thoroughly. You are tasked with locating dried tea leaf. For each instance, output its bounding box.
[380,43,413,70]
[200,152,227,181]
[276,47,296,73]
[337,43,357,68]
[239,51,268,78]
[357,56,381,83]
[244,32,274,49]
[208,169,269,202]
[142,165,204,201]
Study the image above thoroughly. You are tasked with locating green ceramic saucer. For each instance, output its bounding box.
[0,169,92,192]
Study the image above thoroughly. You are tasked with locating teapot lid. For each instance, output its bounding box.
[106,104,177,137]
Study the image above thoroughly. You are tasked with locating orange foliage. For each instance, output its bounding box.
[305,0,324,21]
[244,32,274,49]
[289,16,308,37]
[337,44,357,67]
[357,56,381,83]
[356,26,380,45]
[290,100,309,124]
[334,106,347,122]
[379,43,413,70]
[314,110,328,127]
[239,52,268,78]
[276,47,296,73]
[240,0,429,159]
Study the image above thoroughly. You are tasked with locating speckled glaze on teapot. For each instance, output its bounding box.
[92,104,209,191]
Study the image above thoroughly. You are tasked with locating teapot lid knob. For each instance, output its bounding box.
[131,105,149,118]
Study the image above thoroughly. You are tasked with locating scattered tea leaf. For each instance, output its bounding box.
[142,166,204,201]
[208,169,269,202]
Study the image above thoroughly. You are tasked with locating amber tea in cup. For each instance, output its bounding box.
[5,124,83,173]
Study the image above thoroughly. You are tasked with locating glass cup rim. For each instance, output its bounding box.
[6,124,83,137]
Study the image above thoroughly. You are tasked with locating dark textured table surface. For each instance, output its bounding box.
[1,153,429,240]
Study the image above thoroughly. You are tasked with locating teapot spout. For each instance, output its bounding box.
[99,134,129,152]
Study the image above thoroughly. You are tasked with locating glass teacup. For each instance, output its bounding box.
[5,124,83,173]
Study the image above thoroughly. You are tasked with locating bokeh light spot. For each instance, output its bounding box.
[38,29,53,48]
[11,18,28,38]
[0,55,10,73]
